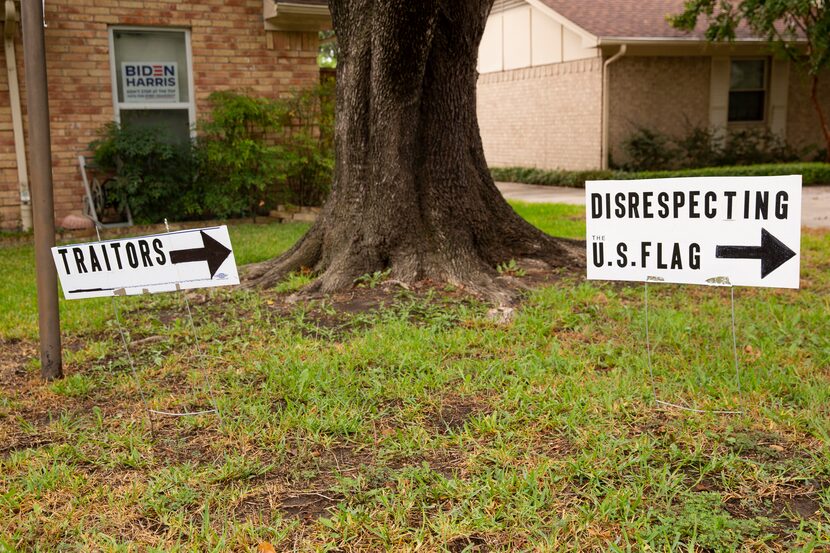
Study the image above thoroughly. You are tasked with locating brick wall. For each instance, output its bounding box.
[607,56,711,168]
[476,57,603,171]
[786,66,830,155]
[0,0,320,230]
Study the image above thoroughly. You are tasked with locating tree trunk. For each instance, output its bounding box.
[247,0,583,304]
[810,75,830,163]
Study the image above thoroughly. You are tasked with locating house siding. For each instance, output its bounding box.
[0,0,319,230]
[607,56,711,168]
[477,57,603,171]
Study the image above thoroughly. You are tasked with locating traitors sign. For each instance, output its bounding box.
[51,226,238,300]
[585,176,801,289]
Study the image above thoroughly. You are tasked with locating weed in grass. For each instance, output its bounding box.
[651,492,772,550]
[496,259,527,277]
[354,268,391,289]
[273,270,314,294]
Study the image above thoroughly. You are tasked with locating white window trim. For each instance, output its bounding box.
[107,26,197,138]
[727,57,769,124]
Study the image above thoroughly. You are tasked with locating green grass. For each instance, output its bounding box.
[1,206,829,551]
[0,222,310,340]
[509,201,584,238]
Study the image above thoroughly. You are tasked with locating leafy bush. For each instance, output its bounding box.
[197,91,289,219]
[620,125,808,172]
[278,82,335,207]
[490,162,830,188]
[621,127,678,171]
[717,128,801,166]
[674,125,720,169]
[89,123,198,224]
[89,86,335,223]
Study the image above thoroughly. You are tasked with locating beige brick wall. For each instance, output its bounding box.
[0,0,319,230]
[607,56,710,168]
[477,57,603,171]
[786,67,830,155]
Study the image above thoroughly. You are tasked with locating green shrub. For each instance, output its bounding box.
[197,91,289,219]
[621,127,678,171]
[89,123,198,224]
[196,86,334,218]
[491,162,830,188]
[717,128,801,166]
[490,167,620,187]
[89,86,335,223]
[278,82,335,207]
[620,125,809,171]
[630,162,830,183]
[674,124,720,168]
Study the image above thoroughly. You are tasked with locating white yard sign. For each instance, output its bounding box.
[585,176,801,288]
[52,226,238,300]
[121,61,179,103]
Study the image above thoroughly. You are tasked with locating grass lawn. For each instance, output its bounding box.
[1,201,828,551]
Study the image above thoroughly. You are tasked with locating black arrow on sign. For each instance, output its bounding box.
[169,231,232,278]
[715,228,796,279]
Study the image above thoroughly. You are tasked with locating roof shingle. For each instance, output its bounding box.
[536,0,759,40]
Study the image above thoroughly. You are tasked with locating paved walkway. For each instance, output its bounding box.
[497,182,830,229]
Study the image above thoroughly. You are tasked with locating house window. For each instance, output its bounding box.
[728,59,767,122]
[109,27,195,142]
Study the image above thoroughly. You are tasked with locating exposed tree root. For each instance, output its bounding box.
[243,215,585,306]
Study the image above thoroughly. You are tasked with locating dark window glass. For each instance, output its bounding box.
[730,60,765,90]
[728,60,766,122]
[120,109,191,144]
[728,91,765,122]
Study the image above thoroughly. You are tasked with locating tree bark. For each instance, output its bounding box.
[247,0,583,304]
[810,75,830,163]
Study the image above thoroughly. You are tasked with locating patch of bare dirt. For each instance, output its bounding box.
[445,533,489,552]
[437,396,482,433]
[278,491,342,520]
[724,480,825,534]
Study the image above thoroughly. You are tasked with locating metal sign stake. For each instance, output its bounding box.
[154,219,223,425]
[643,280,744,415]
[93,224,154,435]
[92,221,224,438]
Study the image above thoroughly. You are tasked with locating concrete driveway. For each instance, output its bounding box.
[497,182,830,229]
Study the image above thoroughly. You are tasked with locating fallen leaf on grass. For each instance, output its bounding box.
[743,344,762,360]
[258,542,277,553]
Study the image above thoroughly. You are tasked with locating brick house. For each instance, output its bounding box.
[476,0,830,171]
[0,0,329,230]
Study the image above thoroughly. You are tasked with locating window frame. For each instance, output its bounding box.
[107,26,197,138]
[727,57,769,124]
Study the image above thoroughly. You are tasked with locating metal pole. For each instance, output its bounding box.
[22,0,62,380]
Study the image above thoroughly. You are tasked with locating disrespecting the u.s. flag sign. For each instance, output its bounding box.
[585,176,801,289]
[51,226,238,300]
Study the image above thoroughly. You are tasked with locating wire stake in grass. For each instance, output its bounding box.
[644,280,744,415]
[94,222,155,437]
[95,220,226,441]
[157,218,224,426]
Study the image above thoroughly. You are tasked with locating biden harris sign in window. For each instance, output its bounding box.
[121,62,179,103]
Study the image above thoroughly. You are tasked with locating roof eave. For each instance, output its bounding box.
[264,0,331,31]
